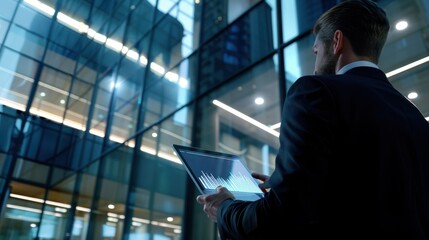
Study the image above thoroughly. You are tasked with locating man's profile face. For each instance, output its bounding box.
[313,34,337,75]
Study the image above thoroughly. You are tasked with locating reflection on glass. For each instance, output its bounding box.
[284,35,315,84]
[0,48,38,111]
[0,182,46,239]
[197,56,280,176]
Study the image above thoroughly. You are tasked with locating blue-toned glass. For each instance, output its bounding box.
[0,48,39,110]
[30,66,72,122]
[5,24,47,60]
[0,0,18,21]
[15,2,52,38]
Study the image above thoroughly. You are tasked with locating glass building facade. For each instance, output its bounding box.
[0,0,427,239]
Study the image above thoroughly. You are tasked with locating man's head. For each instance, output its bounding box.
[312,0,390,75]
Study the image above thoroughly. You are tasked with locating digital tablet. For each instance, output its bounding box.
[173,144,264,201]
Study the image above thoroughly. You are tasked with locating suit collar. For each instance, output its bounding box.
[344,67,388,81]
[337,61,379,74]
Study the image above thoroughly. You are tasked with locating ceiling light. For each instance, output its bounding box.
[132,222,142,226]
[254,97,264,105]
[125,50,139,61]
[107,217,118,222]
[165,72,179,83]
[386,56,429,78]
[106,38,124,52]
[407,92,418,99]
[24,0,55,17]
[57,12,88,33]
[10,193,43,203]
[108,204,115,209]
[213,100,279,137]
[270,122,281,129]
[395,20,408,31]
[76,206,91,212]
[55,207,67,213]
[150,62,165,75]
[179,78,189,89]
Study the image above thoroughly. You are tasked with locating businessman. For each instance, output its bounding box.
[196,0,429,239]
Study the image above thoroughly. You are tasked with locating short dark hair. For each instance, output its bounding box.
[313,0,390,63]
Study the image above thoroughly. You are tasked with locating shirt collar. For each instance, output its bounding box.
[337,61,379,74]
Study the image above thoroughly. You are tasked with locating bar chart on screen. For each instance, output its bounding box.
[199,171,261,193]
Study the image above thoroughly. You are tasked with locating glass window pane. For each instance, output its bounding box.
[5,24,46,60]
[126,1,155,51]
[44,42,78,74]
[86,146,132,239]
[283,34,315,85]
[141,57,194,130]
[30,67,72,123]
[281,0,336,43]
[158,0,176,14]
[39,169,74,240]
[133,106,197,239]
[109,59,144,143]
[199,2,274,93]
[15,3,51,37]
[0,182,46,239]
[198,56,281,175]
[63,78,93,131]
[0,107,17,153]
[73,161,98,239]
[151,5,185,71]
[90,73,114,138]
[76,59,98,85]
[0,0,18,20]
[0,48,38,111]
[13,159,49,184]
[0,153,7,176]
[264,0,278,49]
[0,19,10,43]
[201,0,262,42]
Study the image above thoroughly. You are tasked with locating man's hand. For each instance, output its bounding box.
[251,172,270,193]
[196,186,234,222]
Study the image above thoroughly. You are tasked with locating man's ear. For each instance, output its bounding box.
[332,30,343,55]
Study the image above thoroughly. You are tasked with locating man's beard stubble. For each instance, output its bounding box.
[319,53,337,75]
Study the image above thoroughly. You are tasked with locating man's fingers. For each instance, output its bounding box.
[196,195,206,204]
[251,172,269,182]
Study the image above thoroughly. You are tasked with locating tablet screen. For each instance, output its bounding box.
[173,144,264,201]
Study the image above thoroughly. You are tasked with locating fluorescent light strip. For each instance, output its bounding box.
[6,204,62,217]
[10,193,91,212]
[76,206,91,213]
[270,122,281,129]
[45,200,71,208]
[7,204,42,213]
[57,12,89,33]
[25,0,189,89]
[213,100,280,137]
[24,0,55,17]
[386,56,429,78]
[10,193,44,203]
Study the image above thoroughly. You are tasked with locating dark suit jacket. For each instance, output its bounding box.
[217,67,429,240]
